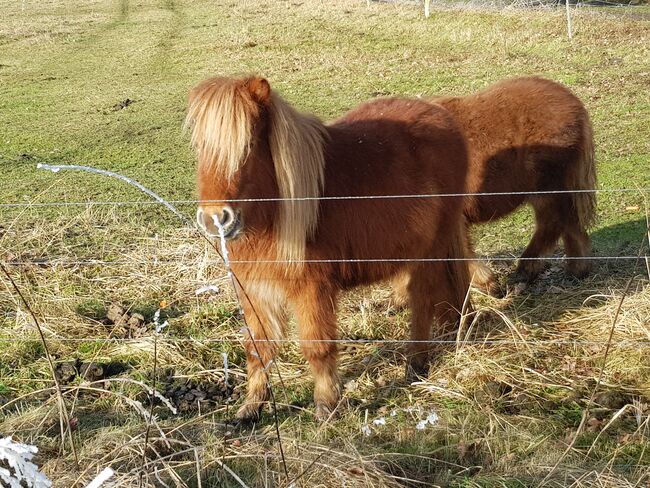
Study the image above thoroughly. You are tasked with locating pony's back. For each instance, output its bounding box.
[312,98,466,271]
[434,77,596,228]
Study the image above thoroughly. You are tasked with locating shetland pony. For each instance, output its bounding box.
[396,77,596,298]
[187,76,471,421]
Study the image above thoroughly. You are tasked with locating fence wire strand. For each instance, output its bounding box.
[0,337,648,346]
[0,256,646,267]
[0,187,648,208]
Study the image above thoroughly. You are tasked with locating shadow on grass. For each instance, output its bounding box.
[477,216,648,323]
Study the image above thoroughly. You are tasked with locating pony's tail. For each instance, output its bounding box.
[568,113,597,230]
[445,220,472,320]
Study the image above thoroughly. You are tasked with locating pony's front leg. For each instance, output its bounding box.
[291,284,341,421]
[235,281,287,422]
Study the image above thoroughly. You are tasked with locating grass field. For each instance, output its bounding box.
[1,0,649,486]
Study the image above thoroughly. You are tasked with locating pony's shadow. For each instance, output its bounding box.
[470,216,646,323]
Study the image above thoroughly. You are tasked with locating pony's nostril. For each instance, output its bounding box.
[220,206,235,228]
[196,208,207,231]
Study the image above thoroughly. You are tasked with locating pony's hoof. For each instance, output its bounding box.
[508,281,528,296]
[474,280,505,299]
[314,402,336,422]
[567,261,591,279]
[405,362,429,383]
[235,403,262,423]
[469,263,502,298]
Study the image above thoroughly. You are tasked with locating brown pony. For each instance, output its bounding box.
[396,77,596,298]
[187,75,471,421]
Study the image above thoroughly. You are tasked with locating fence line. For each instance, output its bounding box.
[1,256,645,267]
[0,337,648,346]
[0,187,648,208]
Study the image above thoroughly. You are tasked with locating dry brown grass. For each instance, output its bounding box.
[1,203,649,486]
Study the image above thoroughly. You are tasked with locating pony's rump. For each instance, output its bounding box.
[429,76,596,289]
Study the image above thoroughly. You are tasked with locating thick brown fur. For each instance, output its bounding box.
[435,77,596,292]
[188,76,472,421]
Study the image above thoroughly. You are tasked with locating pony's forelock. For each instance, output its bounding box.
[185,79,255,180]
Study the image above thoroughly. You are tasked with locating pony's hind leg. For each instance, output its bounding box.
[562,222,592,279]
[512,198,564,286]
[406,227,471,380]
[406,262,468,381]
[291,283,340,421]
[235,281,287,422]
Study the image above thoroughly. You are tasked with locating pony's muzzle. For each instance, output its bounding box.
[196,205,242,240]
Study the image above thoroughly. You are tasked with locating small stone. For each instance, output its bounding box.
[585,417,603,433]
[106,303,127,325]
[594,390,627,410]
[79,362,104,381]
[55,361,78,384]
[128,313,145,327]
[511,282,527,296]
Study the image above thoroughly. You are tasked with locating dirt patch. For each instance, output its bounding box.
[111,98,134,111]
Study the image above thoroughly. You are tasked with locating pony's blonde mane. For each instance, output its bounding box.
[268,92,327,265]
[186,77,327,265]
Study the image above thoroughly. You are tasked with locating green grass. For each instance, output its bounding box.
[1,0,649,487]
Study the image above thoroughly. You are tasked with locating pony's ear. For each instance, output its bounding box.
[245,77,271,105]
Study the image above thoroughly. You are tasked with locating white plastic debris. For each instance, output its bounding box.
[0,436,52,488]
[416,411,440,430]
[426,412,439,424]
[85,467,115,488]
[373,417,386,426]
[195,284,220,295]
[222,352,229,388]
[153,309,169,334]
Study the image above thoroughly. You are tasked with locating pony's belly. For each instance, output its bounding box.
[334,261,407,290]
[465,195,526,224]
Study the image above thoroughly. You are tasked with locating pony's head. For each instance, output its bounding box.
[186,75,327,264]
